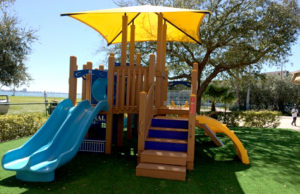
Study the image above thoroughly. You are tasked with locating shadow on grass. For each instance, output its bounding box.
[231,127,300,186]
[1,127,299,193]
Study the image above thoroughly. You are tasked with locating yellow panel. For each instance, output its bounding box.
[62,5,211,44]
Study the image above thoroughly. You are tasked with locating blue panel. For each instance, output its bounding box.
[91,70,108,105]
[74,69,89,78]
[145,141,187,152]
[151,119,188,129]
[148,129,187,140]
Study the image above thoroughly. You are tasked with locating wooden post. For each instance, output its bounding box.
[162,20,167,71]
[86,62,93,103]
[138,91,146,160]
[121,14,128,67]
[187,62,198,170]
[155,13,163,108]
[121,69,126,108]
[116,69,120,107]
[148,54,156,87]
[156,13,163,72]
[136,53,141,67]
[131,69,137,106]
[163,69,169,105]
[68,56,78,105]
[126,69,132,107]
[99,65,104,70]
[161,21,167,106]
[117,114,124,147]
[127,114,132,140]
[105,53,115,154]
[129,23,135,66]
[81,64,87,101]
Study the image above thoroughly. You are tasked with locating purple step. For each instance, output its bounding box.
[151,118,188,129]
[148,129,187,140]
[145,138,187,152]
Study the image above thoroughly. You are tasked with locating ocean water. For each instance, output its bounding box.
[0,91,81,98]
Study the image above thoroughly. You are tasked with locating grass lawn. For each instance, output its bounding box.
[7,96,65,115]
[0,127,300,194]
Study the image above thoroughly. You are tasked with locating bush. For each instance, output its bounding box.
[242,110,281,128]
[0,113,47,142]
[200,110,281,128]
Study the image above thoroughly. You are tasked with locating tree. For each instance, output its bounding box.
[203,84,228,112]
[221,90,235,113]
[115,0,300,113]
[0,0,35,88]
[232,74,300,114]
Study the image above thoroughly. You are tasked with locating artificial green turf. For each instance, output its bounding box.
[0,127,300,194]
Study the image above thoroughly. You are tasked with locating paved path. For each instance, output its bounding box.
[278,116,300,132]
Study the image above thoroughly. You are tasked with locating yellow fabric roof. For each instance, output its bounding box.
[61,5,211,45]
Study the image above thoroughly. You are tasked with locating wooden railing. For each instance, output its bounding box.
[187,62,198,170]
[137,54,156,161]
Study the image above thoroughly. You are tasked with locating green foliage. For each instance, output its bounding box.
[201,110,281,128]
[0,0,35,88]
[0,113,47,142]
[242,110,282,128]
[204,84,235,111]
[237,75,300,114]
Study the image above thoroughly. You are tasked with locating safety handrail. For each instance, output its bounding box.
[187,62,198,170]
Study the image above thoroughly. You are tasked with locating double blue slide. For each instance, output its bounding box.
[1,99,108,182]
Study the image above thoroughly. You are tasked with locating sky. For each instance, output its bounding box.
[3,0,300,93]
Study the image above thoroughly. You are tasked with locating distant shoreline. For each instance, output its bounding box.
[0,91,80,98]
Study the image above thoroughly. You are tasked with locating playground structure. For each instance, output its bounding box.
[2,5,249,182]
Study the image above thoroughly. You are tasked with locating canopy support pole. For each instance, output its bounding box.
[129,23,135,66]
[155,13,163,108]
[121,14,128,67]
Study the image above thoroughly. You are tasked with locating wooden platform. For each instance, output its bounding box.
[136,163,186,181]
[141,150,187,166]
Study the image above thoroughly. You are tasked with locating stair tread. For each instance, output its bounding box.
[153,116,188,121]
[146,137,187,144]
[142,150,187,157]
[149,127,188,132]
[137,163,186,173]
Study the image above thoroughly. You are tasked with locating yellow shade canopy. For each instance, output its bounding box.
[61,5,211,45]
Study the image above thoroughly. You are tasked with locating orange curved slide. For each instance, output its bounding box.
[196,115,250,164]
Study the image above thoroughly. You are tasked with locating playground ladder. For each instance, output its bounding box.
[136,116,189,181]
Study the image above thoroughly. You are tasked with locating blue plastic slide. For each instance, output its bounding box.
[2,99,108,182]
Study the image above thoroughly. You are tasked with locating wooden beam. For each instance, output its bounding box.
[156,13,163,72]
[86,61,93,103]
[120,68,126,108]
[117,114,124,147]
[81,64,87,101]
[105,53,115,154]
[162,20,167,70]
[138,91,147,158]
[187,62,198,170]
[68,56,78,105]
[155,13,163,108]
[136,53,141,67]
[129,23,135,66]
[127,114,132,140]
[148,54,156,87]
[121,14,128,67]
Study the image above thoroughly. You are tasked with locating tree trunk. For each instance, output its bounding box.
[246,83,250,110]
[211,101,216,112]
[235,69,240,110]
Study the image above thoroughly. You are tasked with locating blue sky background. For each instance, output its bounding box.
[4,0,300,93]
